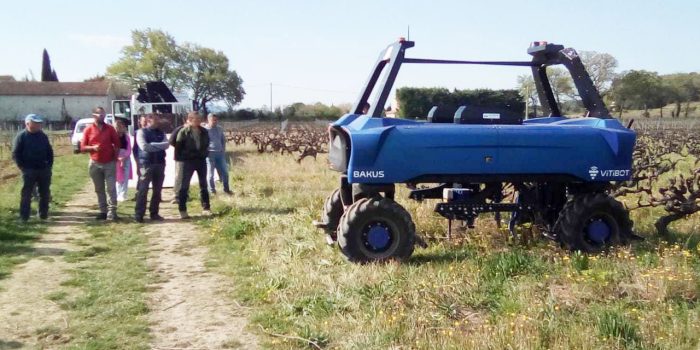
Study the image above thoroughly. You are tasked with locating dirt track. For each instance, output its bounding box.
[146,191,258,349]
[0,185,257,349]
[0,187,93,349]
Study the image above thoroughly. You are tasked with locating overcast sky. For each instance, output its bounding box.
[1,0,698,109]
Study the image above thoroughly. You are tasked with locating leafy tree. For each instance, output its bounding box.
[107,29,183,90]
[41,49,58,82]
[662,73,700,117]
[396,87,524,118]
[546,67,575,105]
[179,43,245,115]
[579,51,618,96]
[611,70,667,117]
[517,74,539,116]
[107,29,245,113]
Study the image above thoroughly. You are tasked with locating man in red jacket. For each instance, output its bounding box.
[81,106,121,220]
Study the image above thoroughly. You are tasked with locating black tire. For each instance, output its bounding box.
[555,193,633,253]
[337,197,415,263]
[321,188,343,240]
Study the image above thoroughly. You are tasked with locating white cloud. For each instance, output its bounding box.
[68,34,130,49]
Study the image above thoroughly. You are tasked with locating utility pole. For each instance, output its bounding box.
[269,83,273,112]
[525,85,529,120]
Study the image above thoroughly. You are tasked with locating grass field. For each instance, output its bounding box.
[203,145,700,349]
[59,212,152,350]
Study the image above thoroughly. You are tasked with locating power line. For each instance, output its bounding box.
[245,82,355,95]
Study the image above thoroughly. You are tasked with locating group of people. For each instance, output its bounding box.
[11,107,231,223]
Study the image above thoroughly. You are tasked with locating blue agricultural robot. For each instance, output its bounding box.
[315,39,637,263]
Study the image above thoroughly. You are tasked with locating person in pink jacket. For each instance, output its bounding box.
[115,116,133,202]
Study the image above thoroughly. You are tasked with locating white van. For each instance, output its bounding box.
[71,118,94,153]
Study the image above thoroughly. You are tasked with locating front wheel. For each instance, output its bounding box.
[555,193,633,253]
[337,197,415,263]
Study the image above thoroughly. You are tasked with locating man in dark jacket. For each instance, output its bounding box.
[168,115,189,204]
[134,114,169,222]
[175,112,211,219]
[12,114,54,222]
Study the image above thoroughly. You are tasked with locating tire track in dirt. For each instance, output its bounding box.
[145,193,258,350]
[0,186,94,349]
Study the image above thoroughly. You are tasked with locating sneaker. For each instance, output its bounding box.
[210,190,217,195]
[179,211,190,219]
[108,214,120,221]
[150,214,165,221]
[224,189,233,195]
[170,199,178,204]
[202,209,212,217]
[95,213,108,220]
[134,216,144,223]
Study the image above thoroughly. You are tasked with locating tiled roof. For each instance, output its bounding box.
[0,81,111,96]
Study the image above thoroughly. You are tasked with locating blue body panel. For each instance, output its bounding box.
[332,115,636,184]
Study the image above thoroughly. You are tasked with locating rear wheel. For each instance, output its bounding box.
[337,197,415,263]
[555,193,633,253]
[321,188,343,242]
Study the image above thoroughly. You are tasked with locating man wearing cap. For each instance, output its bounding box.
[81,106,121,220]
[12,114,54,222]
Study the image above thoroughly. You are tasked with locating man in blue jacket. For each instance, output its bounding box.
[12,114,54,222]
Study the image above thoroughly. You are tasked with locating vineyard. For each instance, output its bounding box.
[224,121,329,163]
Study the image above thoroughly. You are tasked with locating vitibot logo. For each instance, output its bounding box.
[588,166,599,180]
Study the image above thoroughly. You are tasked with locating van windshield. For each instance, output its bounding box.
[76,123,90,133]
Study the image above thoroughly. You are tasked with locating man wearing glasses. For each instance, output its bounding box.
[80,106,121,220]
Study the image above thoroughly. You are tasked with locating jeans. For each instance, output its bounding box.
[178,159,210,212]
[89,160,117,217]
[173,161,183,200]
[116,160,131,201]
[135,163,165,219]
[20,168,51,220]
[206,152,230,192]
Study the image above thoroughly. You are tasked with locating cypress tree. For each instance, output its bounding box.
[41,49,52,81]
[40,49,59,81]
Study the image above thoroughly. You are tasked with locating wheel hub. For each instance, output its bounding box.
[586,219,611,244]
[364,223,392,251]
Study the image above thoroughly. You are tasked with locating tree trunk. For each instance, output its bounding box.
[685,100,691,118]
[659,106,663,118]
[200,97,210,117]
[675,101,682,118]
[654,213,686,237]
